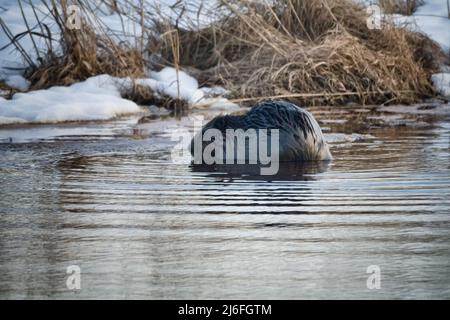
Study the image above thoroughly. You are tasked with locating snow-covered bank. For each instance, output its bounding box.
[0,67,236,125]
[431,73,450,97]
[137,67,205,105]
[0,75,141,124]
[1,0,449,126]
[4,75,30,91]
[390,0,450,52]
[358,0,449,51]
[391,0,450,98]
[359,0,450,98]
[0,1,238,125]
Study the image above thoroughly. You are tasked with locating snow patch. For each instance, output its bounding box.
[0,75,141,125]
[358,0,450,52]
[431,73,450,98]
[0,69,238,125]
[5,75,31,91]
[149,67,204,104]
[356,1,450,98]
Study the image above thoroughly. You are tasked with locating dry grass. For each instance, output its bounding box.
[21,1,147,90]
[122,83,189,112]
[158,0,443,105]
[1,0,446,107]
[121,83,155,105]
[5,0,193,109]
[27,32,147,90]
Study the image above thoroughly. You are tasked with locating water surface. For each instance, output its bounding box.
[1,105,449,299]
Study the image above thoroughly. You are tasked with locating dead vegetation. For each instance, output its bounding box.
[0,80,17,99]
[21,1,146,90]
[158,0,444,105]
[0,0,446,107]
[0,0,198,110]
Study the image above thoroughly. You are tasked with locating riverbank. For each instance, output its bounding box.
[0,0,449,125]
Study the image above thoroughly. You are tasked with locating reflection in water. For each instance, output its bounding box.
[190,161,331,182]
[0,115,450,299]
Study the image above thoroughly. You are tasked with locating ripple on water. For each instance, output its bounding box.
[0,111,450,299]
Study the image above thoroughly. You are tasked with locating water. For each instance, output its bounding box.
[0,105,449,299]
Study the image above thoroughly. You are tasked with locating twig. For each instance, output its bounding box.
[447,0,450,19]
[0,18,35,67]
[140,0,145,52]
[18,0,41,61]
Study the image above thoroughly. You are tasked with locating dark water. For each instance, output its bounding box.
[0,107,449,299]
